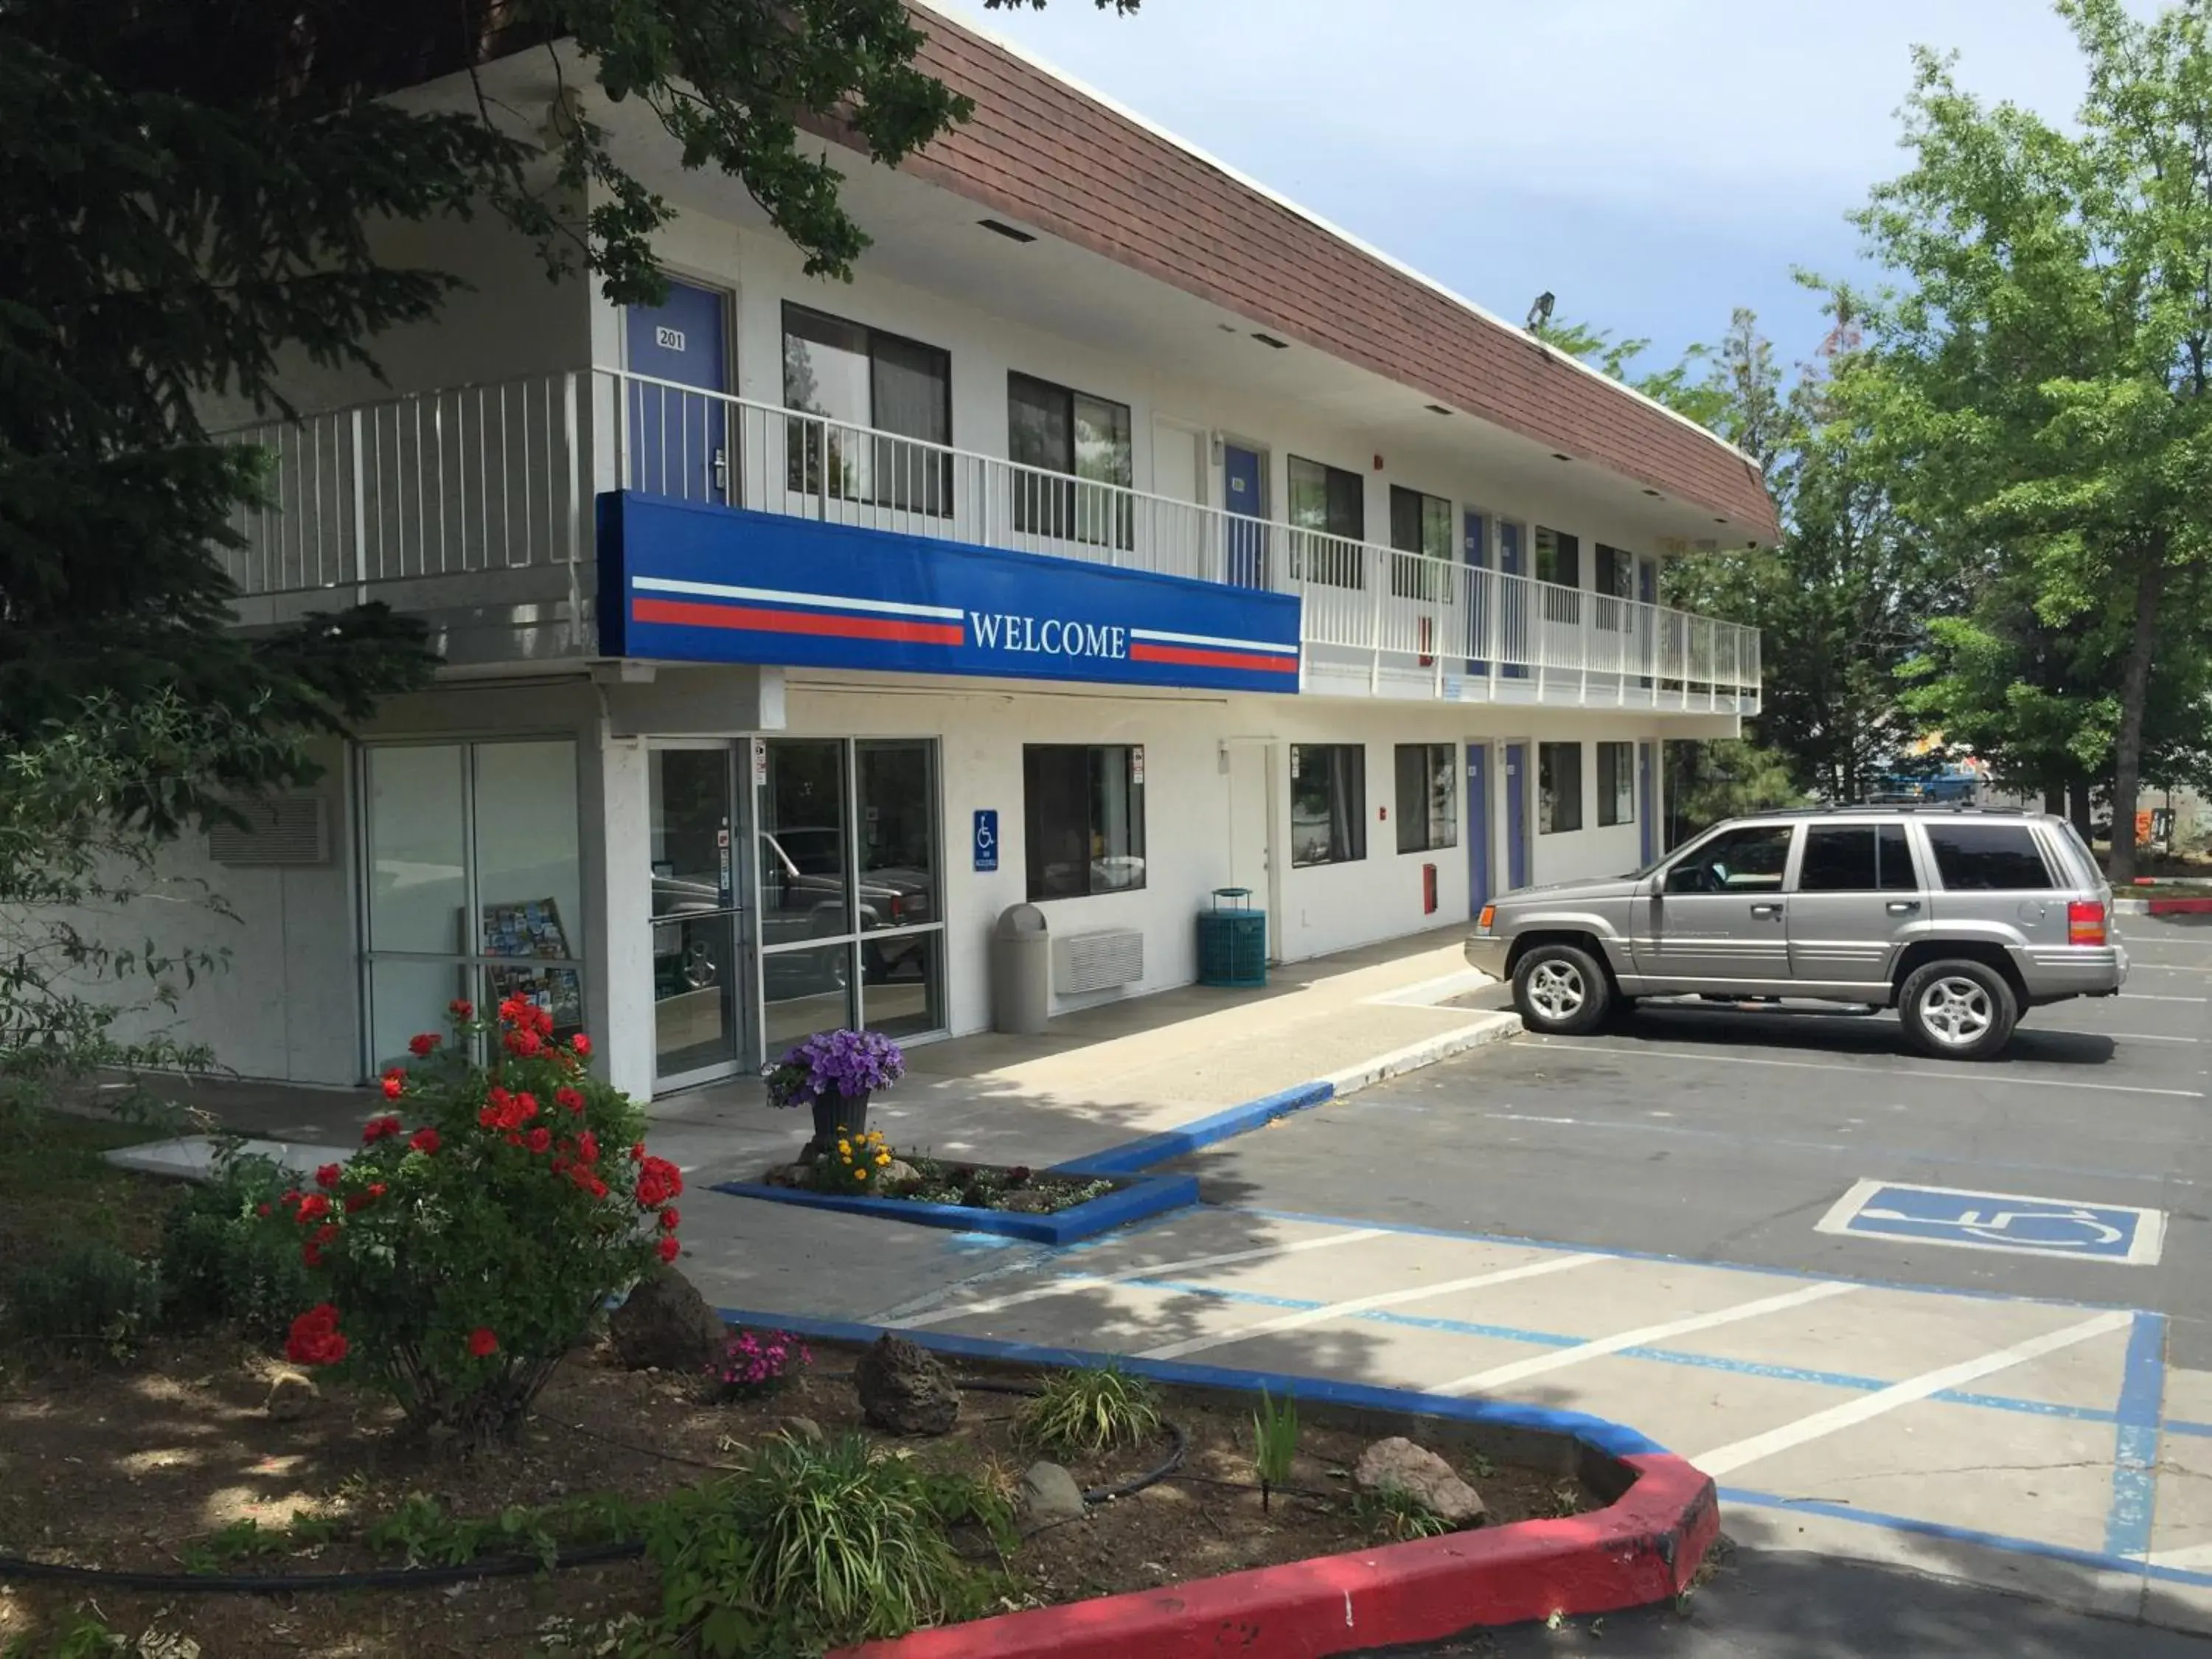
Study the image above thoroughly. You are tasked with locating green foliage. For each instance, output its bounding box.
[282,998,664,1447]
[640,1432,1009,1657]
[364,1492,640,1571]
[1,1614,128,1658]
[158,1149,315,1338]
[1251,1387,1298,1513]
[1838,0,2212,875]
[1013,1364,1164,1461]
[1,1238,162,1365]
[1353,1484,1455,1543]
[1665,740,1806,843]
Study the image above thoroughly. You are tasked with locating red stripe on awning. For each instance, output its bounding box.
[1128,641,1299,675]
[632,597,965,646]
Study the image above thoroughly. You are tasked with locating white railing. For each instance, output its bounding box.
[216,367,1761,708]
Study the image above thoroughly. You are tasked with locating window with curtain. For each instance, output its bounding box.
[1290,745,1366,866]
[782,303,952,513]
[1288,456,1365,588]
[1539,742,1584,834]
[1023,745,1147,900]
[1394,744,1457,853]
[1007,373,1133,549]
[1388,486,1451,599]
[1596,742,1635,827]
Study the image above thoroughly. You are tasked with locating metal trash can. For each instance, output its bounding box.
[1197,888,1267,989]
[991,902,1051,1034]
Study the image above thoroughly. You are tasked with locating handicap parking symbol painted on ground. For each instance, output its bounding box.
[1817,1178,2166,1265]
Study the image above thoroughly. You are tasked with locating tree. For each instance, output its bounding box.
[1,0,1130,828]
[1848,0,2212,879]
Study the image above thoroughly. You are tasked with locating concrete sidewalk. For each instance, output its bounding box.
[109,926,1517,1313]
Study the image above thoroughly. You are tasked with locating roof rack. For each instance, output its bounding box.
[1739,804,2031,819]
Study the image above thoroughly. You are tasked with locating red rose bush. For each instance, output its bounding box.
[274,997,680,1447]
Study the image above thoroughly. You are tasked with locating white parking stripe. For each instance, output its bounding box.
[1547,1042,2208,1099]
[1692,1309,2134,1477]
[2147,1543,2212,1571]
[2121,993,2210,1004]
[1136,1252,1605,1361]
[1433,1280,1859,1396]
[896,1228,1390,1328]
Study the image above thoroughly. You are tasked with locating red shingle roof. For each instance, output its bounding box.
[885,9,1780,540]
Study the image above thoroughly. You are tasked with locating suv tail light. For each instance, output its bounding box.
[888,894,905,922]
[2067,900,2107,946]
[1478,904,1496,932]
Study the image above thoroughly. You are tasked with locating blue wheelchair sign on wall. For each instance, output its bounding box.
[973,809,999,874]
[1818,1178,2166,1265]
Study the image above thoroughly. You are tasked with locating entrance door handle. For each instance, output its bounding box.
[1886,900,1921,915]
[1749,902,1784,918]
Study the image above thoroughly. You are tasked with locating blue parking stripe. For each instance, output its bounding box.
[2107,1310,2168,1559]
[1074,1270,2136,1428]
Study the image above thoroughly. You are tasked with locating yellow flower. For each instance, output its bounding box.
[837,1140,850,1156]
[852,1169,867,1181]
[875,1152,891,1166]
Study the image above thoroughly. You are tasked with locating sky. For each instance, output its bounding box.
[930,0,2153,379]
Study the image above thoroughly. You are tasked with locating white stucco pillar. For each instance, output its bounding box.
[586,726,656,1102]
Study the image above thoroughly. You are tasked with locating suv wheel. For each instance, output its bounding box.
[1513,943,1613,1036]
[1898,959,2017,1061]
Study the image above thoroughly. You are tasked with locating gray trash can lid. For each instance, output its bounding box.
[995,902,1048,936]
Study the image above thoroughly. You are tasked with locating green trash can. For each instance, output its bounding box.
[1197,888,1267,988]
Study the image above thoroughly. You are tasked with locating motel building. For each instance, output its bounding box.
[180,10,1777,1103]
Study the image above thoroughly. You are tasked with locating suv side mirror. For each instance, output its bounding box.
[1663,864,1713,896]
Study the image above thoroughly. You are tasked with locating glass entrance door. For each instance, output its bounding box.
[650,747,753,1087]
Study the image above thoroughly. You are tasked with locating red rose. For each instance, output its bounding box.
[256,1203,271,1218]
[504,1131,524,1147]
[367,1182,386,1200]
[380,1074,404,1101]
[408,1127,441,1155]
[505,1027,543,1058]
[407,1032,441,1058]
[278,1189,302,1211]
[312,1223,339,1248]
[467,1326,498,1358]
[295,1193,331,1225]
[449,998,474,1020]
[362,1114,403,1144]
[525,1126,551,1153]
[302,1242,324,1268]
[314,1163,341,1190]
[555,1087,585,1115]
[576,1130,599,1166]
[551,1157,568,1177]
[285,1304,347,1366]
[657,1235,681,1263]
[659,1206,680,1231]
[516,1092,539,1121]
[344,1192,370,1213]
[629,1142,645,1163]
[570,1033,592,1058]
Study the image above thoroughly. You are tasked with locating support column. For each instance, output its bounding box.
[586,725,656,1102]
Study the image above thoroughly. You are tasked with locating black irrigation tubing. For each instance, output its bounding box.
[0,1375,1190,1596]
[0,1540,646,1595]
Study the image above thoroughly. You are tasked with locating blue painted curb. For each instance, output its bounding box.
[1054,1080,1336,1177]
[709,1170,1199,1245]
[709,1304,1668,1461]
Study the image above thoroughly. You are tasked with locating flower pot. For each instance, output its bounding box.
[807,1091,871,1157]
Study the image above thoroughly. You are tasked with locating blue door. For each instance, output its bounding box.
[1463,510,1489,675]
[1467,744,1492,913]
[1638,742,1657,866]
[1223,444,1267,588]
[1498,521,1527,678]
[625,279,728,502]
[1504,742,1530,888]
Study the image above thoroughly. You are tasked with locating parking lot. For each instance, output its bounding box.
[875,915,2212,1627]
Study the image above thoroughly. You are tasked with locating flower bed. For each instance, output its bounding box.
[771,1151,1119,1216]
[0,1332,1631,1658]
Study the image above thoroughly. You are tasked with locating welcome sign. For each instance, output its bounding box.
[597,493,1303,695]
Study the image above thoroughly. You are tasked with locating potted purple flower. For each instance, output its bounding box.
[765,1028,906,1155]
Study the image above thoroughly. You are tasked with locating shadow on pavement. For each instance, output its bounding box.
[1610,1005,2119,1067]
[1415,1542,2210,1657]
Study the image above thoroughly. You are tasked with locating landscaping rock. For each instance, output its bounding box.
[782,1414,825,1446]
[1352,1437,1486,1525]
[880,1158,920,1184]
[854,1333,959,1435]
[264,1370,320,1422]
[609,1265,726,1375]
[1019,1460,1087,1526]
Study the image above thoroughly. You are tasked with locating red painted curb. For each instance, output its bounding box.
[2149,897,2212,916]
[842,1453,1718,1659]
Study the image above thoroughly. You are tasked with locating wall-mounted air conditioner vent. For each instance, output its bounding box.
[206,795,330,866]
[1053,928,1144,995]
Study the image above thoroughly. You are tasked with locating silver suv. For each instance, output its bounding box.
[1464,807,2126,1060]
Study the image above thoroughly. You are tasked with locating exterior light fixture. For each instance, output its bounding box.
[1526,291,1555,330]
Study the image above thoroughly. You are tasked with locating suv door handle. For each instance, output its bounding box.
[1749,902,1784,918]
[1886,900,1921,915]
